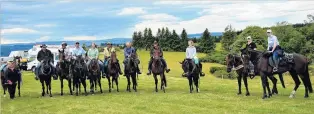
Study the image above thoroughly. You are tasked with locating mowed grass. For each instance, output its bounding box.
[1,50,314,114]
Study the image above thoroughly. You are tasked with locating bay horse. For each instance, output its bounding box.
[38,57,53,97]
[88,58,103,94]
[106,52,120,92]
[56,49,73,95]
[180,59,200,93]
[71,55,88,96]
[151,55,167,93]
[243,49,312,99]
[124,53,138,92]
[226,54,285,96]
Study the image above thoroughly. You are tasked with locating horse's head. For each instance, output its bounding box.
[179,59,191,75]
[41,57,52,75]
[110,51,118,63]
[58,49,66,62]
[226,54,236,73]
[74,55,85,70]
[89,58,99,75]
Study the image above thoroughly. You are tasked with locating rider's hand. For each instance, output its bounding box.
[7,80,12,85]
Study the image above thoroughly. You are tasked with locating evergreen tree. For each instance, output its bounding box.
[221,25,237,51]
[180,28,188,51]
[171,30,181,51]
[137,31,143,48]
[132,31,139,48]
[199,28,215,53]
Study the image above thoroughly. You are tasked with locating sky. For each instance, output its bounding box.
[1,0,314,44]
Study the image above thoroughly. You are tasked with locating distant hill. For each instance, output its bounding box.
[188,32,223,38]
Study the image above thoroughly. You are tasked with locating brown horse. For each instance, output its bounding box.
[151,55,167,93]
[107,52,120,92]
[88,58,102,94]
[124,53,138,92]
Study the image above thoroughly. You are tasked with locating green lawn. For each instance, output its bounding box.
[1,50,314,114]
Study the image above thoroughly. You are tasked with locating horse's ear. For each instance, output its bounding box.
[58,50,61,53]
[179,62,183,64]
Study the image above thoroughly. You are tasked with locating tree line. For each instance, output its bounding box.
[132,27,216,53]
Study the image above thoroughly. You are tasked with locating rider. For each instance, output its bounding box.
[123,42,141,76]
[35,44,56,80]
[242,36,257,75]
[70,42,86,59]
[147,41,170,75]
[86,42,104,76]
[57,42,71,65]
[185,40,205,76]
[267,29,281,72]
[103,42,122,77]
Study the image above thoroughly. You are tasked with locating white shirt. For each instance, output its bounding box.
[186,46,197,59]
[267,35,279,49]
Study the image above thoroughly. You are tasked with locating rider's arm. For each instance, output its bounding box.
[252,43,257,50]
[96,49,99,59]
[160,48,163,57]
[185,48,189,59]
[37,51,42,62]
[192,47,197,58]
[124,48,128,57]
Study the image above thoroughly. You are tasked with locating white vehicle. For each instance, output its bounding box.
[26,45,61,72]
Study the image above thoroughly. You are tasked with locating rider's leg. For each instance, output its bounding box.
[147,58,153,75]
[161,58,170,73]
[273,50,279,72]
[249,61,255,75]
[35,62,41,80]
[135,58,142,74]
[199,62,205,76]
[50,62,58,80]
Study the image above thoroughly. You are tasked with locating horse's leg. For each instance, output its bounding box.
[75,79,79,96]
[188,75,193,93]
[237,75,242,95]
[90,77,94,94]
[107,77,111,92]
[82,79,87,96]
[68,79,73,95]
[161,74,165,93]
[41,80,45,96]
[154,74,158,92]
[278,73,286,88]
[60,78,64,96]
[300,74,309,98]
[115,76,119,92]
[243,74,250,96]
[194,75,199,93]
[260,74,268,99]
[265,76,272,98]
[289,70,300,98]
[164,74,167,87]
[111,77,114,90]
[18,80,21,97]
[48,78,52,97]
[268,75,278,95]
[98,76,103,93]
[132,73,137,92]
[126,75,131,92]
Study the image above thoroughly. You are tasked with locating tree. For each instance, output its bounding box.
[199,28,215,53]
[180,28,189,51]
[304,14,314,23]
[221,25,237,51]
[170,30,181,51]
[137,31,143,48]
[143,28,149,50]
[148,28,154,45]
[132,31,139,48]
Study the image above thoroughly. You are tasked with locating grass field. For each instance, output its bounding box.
[1,50,314,114]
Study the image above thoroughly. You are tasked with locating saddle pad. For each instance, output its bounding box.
[283,52,294,63]
[193,57,199,65]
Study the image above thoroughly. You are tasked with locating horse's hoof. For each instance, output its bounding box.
[304,95,309,98]
[268,94,272,98]
[190,91,192,93]
[246,93,250,96]
[237,92,242,95]
[3,95,6,97]
[155,90,158,92]
[100,90,103,93]
[42,93,45,97]
[61,93,63,96]
[262,95,268,99]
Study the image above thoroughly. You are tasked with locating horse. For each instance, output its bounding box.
[124,53,138,92]
[242,49,313,99]
[226,54,286,96]
[106,52,120,92]
[180,59,200,93]
[1,61,22,98]
[56,49,73,95]
[88,58,103,94]
[38,57,53,97]
[71,55,88,96]
[151,55,167,93]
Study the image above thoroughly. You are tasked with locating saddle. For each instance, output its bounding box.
[268,52,294,67]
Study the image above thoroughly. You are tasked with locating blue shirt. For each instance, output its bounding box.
[71,47,86,56]
[124,47,135,58]
[268,35,279,49]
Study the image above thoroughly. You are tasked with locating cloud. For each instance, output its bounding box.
[117,7,146,16]
[1,37,30,44]
[139,13,180,21]
[63,36,97,41]
[34,24,57,28]
[134,1,314,34]
[1,28,39,34]
[36,36,50,42]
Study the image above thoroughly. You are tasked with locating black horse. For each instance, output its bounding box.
[243,49,313,99]
[38,57,53,97]
[88,58,103,94]
[226,54,286,96]
[56,50,73,95]
[71,55,88,96]
[151,55,167,93]
[106,52,120,92]
[124,53,138,92]
[180,59,200,93]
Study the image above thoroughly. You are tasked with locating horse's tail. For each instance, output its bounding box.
[305,65,313,93]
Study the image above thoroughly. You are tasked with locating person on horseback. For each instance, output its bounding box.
[147,41,170,75]
[241,36,257,75]
[123,42,141,76]
[35,44,56,80]
[86,42,104,75]
[56,42,71,66]
[103,42,122,77]
[267,29,281,72]
[185,40,205,76]
[70,42,86,59]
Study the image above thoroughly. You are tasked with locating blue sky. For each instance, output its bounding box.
[1,0,314,44]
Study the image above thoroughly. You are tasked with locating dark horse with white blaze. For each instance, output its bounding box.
[124,53,138,92]
[106,52,120,92]
[88,58,103,94]
[70,55,88,96]
[56,49,73,95]
[180,59,200,93]
[38,57,53,97]
[242,49,313,99]
[226,54,286,96]
[151,55,167,93]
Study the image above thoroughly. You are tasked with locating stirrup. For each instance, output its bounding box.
[273,67,278,72]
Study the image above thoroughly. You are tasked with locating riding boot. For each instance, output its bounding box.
[249,61,255,75]
[117,63,123,75]
[161,59,170,73]
[199,63,205,76]
[273,54,279,72]
[102,66,107,78]
[137,67,142,74]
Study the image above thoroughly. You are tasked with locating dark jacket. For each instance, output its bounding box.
[150,46,163,58]
[37,49,54,62]
[4,68,20,83]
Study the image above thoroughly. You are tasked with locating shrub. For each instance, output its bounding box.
[200,51,228,64]
[210,66,238,79]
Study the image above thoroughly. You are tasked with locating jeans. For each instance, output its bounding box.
[269,47,279,68]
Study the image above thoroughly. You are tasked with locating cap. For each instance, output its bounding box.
[267,29,272,33]
[107,42,112,45]
[75,42,80,44]
[62,42,67,46]
[246,36,252,40]
[40,44,47,48]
